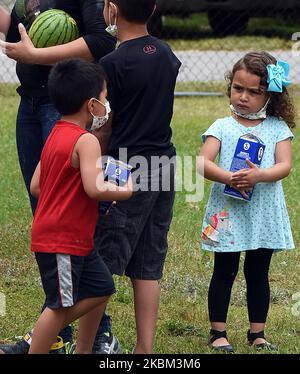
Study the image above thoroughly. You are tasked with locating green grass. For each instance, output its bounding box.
[164,13,299,51]
[0,84,299,353]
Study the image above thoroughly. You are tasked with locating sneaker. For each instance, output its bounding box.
[0,333,66,354]
[65,341,76,354]
[0,332,32,354]
[92,332,122,354]
[49,336,66,354]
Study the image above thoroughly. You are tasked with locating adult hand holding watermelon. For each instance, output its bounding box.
[0,9,82,65]
[0,23,35,64]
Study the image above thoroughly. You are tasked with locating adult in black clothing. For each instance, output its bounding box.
[0,0,118,354]
[0,0,115,212]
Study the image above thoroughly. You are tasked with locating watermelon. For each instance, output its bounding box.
[28,9,79,48]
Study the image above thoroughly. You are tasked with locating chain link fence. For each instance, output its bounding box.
[1,0,300,92]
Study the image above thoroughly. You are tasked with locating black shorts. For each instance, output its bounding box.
[94,159,176,280]
[35,249,115,310]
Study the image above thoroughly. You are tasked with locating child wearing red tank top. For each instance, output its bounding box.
[27,59,132,354]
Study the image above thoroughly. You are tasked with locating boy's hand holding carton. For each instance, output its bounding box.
[104,156,132,187]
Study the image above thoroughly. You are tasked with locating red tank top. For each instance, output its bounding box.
[31,121,98,256]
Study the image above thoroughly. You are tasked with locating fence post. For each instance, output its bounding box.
[0,292,6,317]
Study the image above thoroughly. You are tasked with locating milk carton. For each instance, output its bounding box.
[104,156,132,186]
[224,133,265,201]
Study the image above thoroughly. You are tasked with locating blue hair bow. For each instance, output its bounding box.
[267,61,291,93]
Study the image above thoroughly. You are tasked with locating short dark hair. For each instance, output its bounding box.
[48,59,106,115]
[111,0,156,23]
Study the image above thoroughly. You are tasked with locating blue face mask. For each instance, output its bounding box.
[90,99,111,131]
[230,97,270,120]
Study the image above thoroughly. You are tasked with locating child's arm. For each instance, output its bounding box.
[231,139,292,189]
[0,6,11,37]
[199,136,249,199]
[198,136,232,185]
[76,133,132,201]
[30,162,41,198]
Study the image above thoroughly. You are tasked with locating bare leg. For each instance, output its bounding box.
[210,322,230,347]
[29,296,109,354]
[76,303,108,354]
[131,279,160,354]
[249,322,266,344]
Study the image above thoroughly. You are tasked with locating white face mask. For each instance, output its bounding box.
[90,99,111,131]
[105,6,118,37]
[230,97,271,120]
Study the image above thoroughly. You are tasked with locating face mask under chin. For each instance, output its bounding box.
[230,97,271,120]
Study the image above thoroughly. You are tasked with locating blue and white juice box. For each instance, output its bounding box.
[104,156,132,186]
[224,133,265,201]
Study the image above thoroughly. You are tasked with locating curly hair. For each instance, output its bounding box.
[225,52,296,129]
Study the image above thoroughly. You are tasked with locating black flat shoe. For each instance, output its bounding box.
[209,329,234,353]
[247,330,278,351]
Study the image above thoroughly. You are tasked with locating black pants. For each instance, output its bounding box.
[208,248,273,323]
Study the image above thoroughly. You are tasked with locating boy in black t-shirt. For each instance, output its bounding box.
[93,0,181,353]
